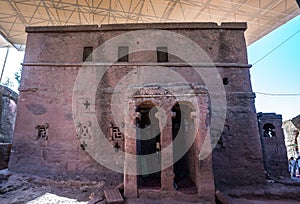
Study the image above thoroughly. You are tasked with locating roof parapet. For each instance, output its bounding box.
[25,22,247,33]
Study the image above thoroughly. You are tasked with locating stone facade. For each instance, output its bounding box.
[257,113,289,178]
[9,23,266,202]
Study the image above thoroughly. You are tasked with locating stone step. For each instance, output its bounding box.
[104,189,124,204]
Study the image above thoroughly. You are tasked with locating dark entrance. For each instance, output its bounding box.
[172,103,197,194]
[136,102,161,189]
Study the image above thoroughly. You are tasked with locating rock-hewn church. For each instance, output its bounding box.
[9,23,268,202]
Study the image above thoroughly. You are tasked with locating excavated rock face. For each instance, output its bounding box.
[0,85,18,143]
[283,118,300,159]
[292,115,300,130]
[0,85,18,169]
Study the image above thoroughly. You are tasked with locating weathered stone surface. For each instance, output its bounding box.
[0,170,108,203]
[283,118,299,159]
[10,22,265,202]
[88,191,105,204]
[0,85,17,172]
[292,115,300,130]
[0,143,12,169]
[26,103,47,115]
[257,113,289,178]
[0,85,18,143]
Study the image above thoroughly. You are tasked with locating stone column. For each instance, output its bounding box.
[193,108,215,202]
[156,106,175,191]
[124,103,138,198]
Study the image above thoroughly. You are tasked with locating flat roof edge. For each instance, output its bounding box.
[26,22,247,33]
[26,25,99,33]
[100,22,247,31]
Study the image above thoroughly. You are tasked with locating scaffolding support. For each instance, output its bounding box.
[0,47,9,83]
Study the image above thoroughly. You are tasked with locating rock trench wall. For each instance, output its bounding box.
[0,85,18,169]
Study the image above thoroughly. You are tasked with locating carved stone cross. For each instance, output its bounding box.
[81,141,88,150]
[83,100,90,109]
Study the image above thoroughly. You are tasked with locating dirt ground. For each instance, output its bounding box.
[1,169,300,204]
[0,169,109,204]
[226,178,300,204]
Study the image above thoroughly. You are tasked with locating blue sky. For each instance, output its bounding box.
[248,14,300,120]
[0,47,24,91]
[0,15,300,120]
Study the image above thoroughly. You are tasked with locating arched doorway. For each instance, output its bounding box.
[123,84,214,201]
[172,102,197,194]
[136,102,161,189]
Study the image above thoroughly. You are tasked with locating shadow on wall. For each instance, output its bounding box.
[0,85,18,169]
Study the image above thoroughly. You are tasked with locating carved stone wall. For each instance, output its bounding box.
[257,113,289,178]
[283,116,300,159]
[0,85,18,143]
[9,23,265,197]
[0,85,17,170]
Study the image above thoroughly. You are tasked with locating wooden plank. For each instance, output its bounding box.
[104,189,124,204]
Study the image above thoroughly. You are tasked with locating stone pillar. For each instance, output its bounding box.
[156,107,175,191]
[193,109,215,202]
[124,103,138,198]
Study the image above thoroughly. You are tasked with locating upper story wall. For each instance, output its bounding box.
[24,23,248,64]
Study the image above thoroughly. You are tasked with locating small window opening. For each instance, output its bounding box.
[118,46,129,62]
[263,123,276,137]
[223,78,229,85]
[83,47,93,62]
[157,46,168,62]
[114,142,121,152]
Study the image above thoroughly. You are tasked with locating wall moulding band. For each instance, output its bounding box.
[21,62,252,68]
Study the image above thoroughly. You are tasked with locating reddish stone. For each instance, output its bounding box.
[9,23,266,203]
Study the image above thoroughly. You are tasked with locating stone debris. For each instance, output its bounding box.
[0,170,107,204]
[87,191,106,204]
[1,170,300,204]
[27,193,88,204]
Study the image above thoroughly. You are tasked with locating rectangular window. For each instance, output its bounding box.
[118,46,129,62]
[83,47,93,62]
[157,46,168,62]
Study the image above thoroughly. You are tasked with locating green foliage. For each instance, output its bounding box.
[2,77,14,87]
[14,68,21,84]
